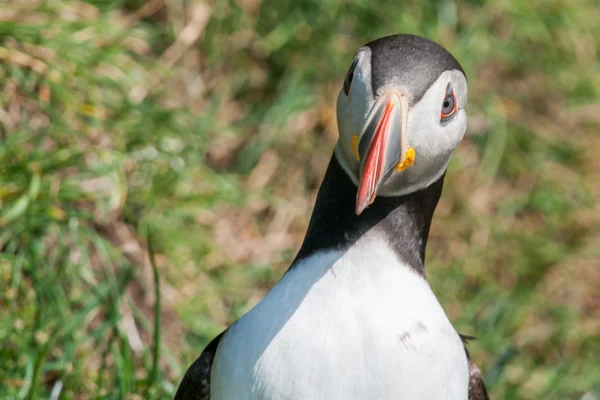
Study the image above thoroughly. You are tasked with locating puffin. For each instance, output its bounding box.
[175,34,489,400]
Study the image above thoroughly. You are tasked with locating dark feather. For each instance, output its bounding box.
[174,331,225,400]
[460,334,491,400]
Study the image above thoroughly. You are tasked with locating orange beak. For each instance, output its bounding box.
[355,92,409,215]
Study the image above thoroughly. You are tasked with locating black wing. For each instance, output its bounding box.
[468,357,491,400]
[174,331,225,400]
[460,334,491,400]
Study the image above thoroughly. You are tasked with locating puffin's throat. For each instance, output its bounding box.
[292,155,444,275]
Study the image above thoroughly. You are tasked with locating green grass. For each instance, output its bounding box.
[1,0,599,398]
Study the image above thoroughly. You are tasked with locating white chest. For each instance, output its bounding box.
[211,237,469,400]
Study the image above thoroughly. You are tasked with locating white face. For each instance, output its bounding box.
[335,46,468,197]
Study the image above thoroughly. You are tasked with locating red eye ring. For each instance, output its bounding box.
[440,88,457,121]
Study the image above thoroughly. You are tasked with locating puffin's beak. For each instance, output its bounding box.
[355,92,412,215]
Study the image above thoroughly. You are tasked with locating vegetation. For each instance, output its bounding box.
[0,0,598,398]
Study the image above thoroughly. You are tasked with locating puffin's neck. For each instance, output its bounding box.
[292,155,445,276]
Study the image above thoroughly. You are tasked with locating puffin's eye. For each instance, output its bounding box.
[343,58,358,96]
[440,84,457,121]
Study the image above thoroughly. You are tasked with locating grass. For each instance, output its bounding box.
[0,0,599,398]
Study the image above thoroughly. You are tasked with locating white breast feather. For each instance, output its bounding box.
[211,235,469,399]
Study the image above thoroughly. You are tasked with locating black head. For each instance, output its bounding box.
[367,34,465,105]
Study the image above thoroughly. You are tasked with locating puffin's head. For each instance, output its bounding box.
[335,34,468,214]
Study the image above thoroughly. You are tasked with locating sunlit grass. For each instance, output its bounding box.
[1,0,599,398]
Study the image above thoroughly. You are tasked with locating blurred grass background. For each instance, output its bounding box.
[0,0,599,398]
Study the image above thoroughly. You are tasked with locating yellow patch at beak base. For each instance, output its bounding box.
[352,134,360,161]
[395,147,416,171]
